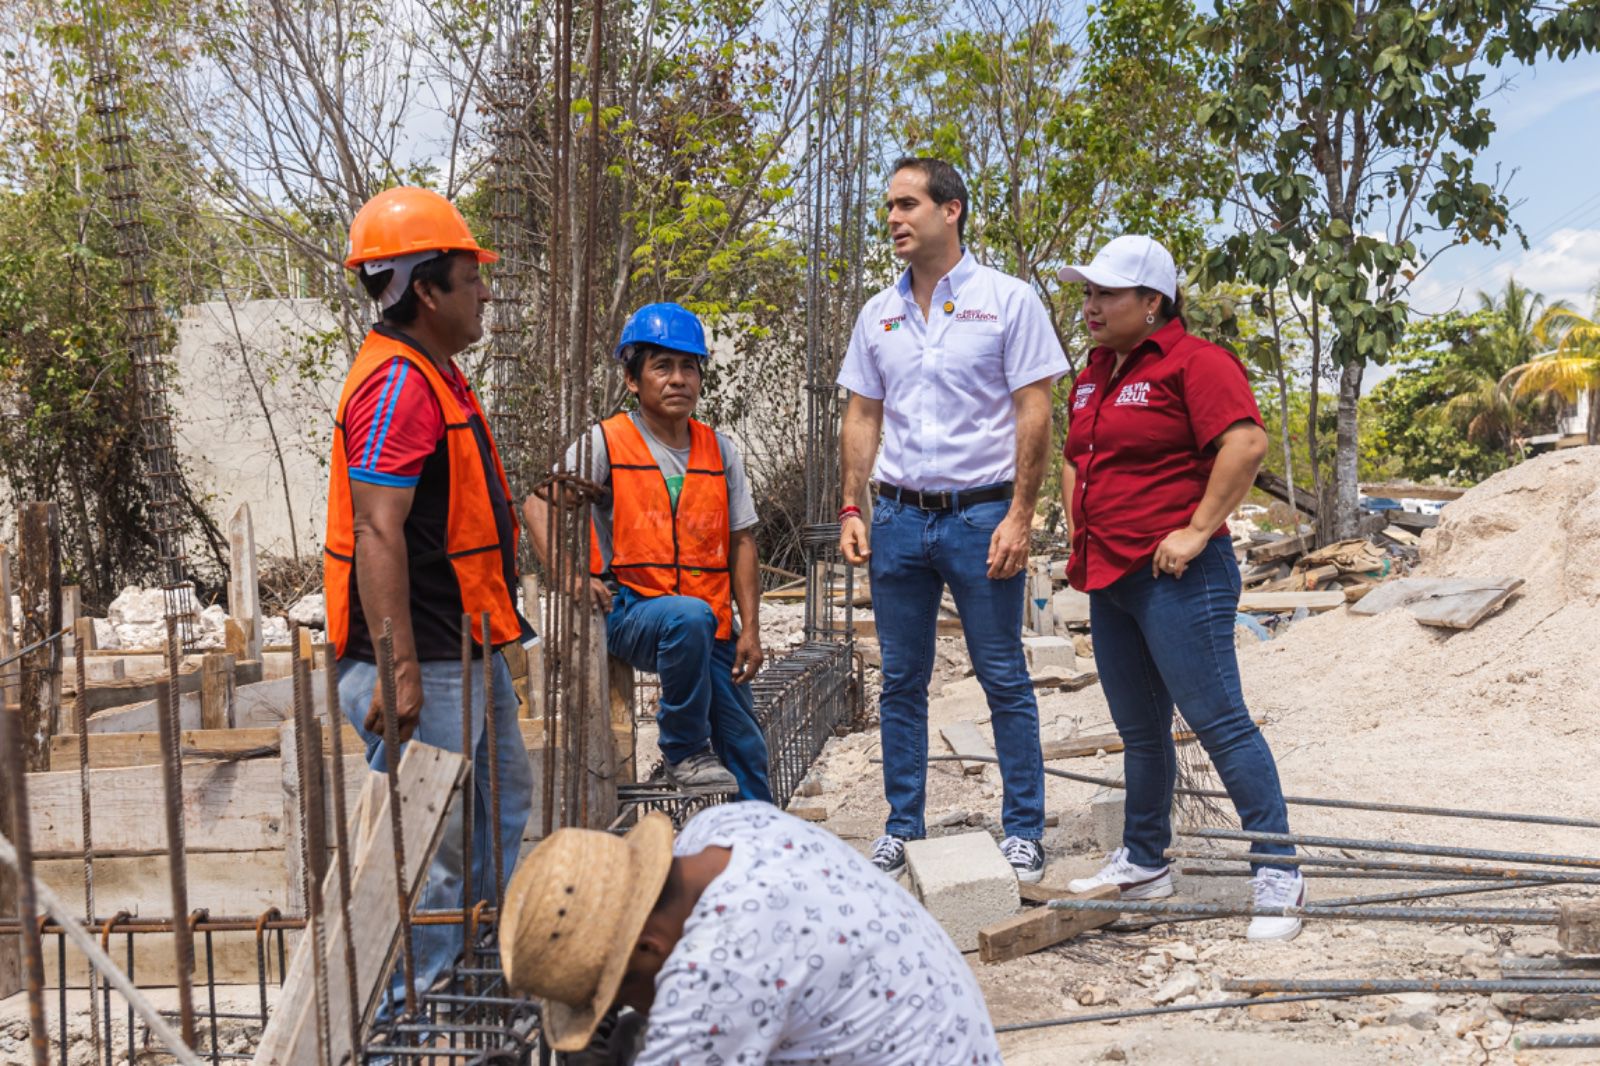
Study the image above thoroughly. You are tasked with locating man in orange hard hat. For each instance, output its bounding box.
[325,186,534,1007]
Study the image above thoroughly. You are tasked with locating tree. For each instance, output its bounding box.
[887,0,1229,370]
[1194,0,1600,539]
[1504,296,1600,445]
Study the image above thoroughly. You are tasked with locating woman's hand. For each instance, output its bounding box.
[1151,526,1210,580]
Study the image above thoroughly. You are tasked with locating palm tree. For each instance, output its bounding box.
[1502,292,1600,445]
[1435,278,1566,457]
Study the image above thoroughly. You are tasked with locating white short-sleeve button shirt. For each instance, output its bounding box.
[837,251,1068,491]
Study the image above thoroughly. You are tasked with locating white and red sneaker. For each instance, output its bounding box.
[1066,847,1174,899]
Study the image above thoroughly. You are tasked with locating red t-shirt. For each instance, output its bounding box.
[343,355,477,486]
[1064,319,1261,591]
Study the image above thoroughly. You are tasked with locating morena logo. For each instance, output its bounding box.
[881,315,906,332]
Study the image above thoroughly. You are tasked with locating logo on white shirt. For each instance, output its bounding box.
[954,308,998,323]
[1072,383,1097,411]
[1114,381,1153,407]
[880,314,905,332]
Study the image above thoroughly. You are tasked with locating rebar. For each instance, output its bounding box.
[290,627,332,1066]
[921,754,1600,831]
[993,993,1353,1033]
[0,627,67,671]
[1180,827,1600,872]
[1320,880,1557,907]
[377,619,419,1017]
[1223,977,1600,995]
[2,707,50,1066]
[320,648,361,1059]
[73,621,100,1059]
[481,612,504,906]
[1166,848,1600,885]
[459,616,476,966]
[1045,897,1558,925]
[1517,1033,1600,1049]
[157,620,197,1045]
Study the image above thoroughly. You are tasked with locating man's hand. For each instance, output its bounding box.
[575,576,614,614]
[1152,526,1210,580]
[365,657,424,743]
[732,628,763,684]
[839,513,871,565]
[985,511,1032,580]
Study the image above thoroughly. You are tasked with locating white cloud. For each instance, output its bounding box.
[1410,227,1600,317]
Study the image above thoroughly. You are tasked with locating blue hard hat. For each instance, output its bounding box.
[614,302,708,361]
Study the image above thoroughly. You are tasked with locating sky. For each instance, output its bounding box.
[1406,52,1600,319]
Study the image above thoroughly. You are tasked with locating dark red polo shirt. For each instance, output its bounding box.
[1064,319,1261,591]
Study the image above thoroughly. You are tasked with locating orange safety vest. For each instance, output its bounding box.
[589,413,734,640]
[324,329,522,658]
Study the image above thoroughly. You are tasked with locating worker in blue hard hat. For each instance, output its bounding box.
[524,303,772,800]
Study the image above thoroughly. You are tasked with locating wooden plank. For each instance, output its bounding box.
[939,721,996,775]
[1387,510,1440,532]
[584,607,618,829]
[1348,576,1523,619]
[60,585,80,657]
[86,690,202,735]
[229,503,264,662]
[1381,524,1423,547]
[1409,583,1523,630]
[200,652,235,730]
[1245,534,1312,564]
[978,884,1121,963]
[78,667,201,716]
[520,575,545,722]
[19,501,63,769]
[1025,558,1056,636]
[1237,590,1346,613]
[26,758,291,858]
[49,725,364,770]
[853,616,963,639]
[232,672,330,729]
[610,655,636,784]
[254,742,467,1066]
[39,852,286,987]
[1253,471,1318,516]
[1041,721,1264,762]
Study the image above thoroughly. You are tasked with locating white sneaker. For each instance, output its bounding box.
[1248,866,1305,941]
[1066,847,1173,899]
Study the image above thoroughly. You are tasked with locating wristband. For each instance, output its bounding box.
[838,505,862,521]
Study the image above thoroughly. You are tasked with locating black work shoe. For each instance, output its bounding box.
[870,834,908,877]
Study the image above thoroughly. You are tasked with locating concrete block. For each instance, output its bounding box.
[1022,635,1075,673]
[1090,785,1123,852]
[904,832,1019,952]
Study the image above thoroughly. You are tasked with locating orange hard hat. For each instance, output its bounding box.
[344,186,498,269]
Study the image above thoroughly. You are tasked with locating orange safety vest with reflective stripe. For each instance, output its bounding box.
[589,413,733,640]
[324,329,522,658]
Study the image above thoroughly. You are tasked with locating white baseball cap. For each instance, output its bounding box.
[1057,235,1178,300]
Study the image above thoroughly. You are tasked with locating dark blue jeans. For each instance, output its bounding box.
[605,587,773,803]
[870,491,1046,841]
[1089,535,1293,871]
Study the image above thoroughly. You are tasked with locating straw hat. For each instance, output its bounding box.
[498,811,675,1052]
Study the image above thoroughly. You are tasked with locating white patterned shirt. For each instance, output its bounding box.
[837,250,1068,491]
[635,803,1001,1065]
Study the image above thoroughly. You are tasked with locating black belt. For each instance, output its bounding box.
[877,481,1013,512]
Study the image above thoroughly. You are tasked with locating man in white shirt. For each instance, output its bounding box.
[501,803,1002,1064]
[837,157,1068,883]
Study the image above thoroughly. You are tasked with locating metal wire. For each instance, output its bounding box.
[1517,1033,1600,1049]
[377,619,419,1017]
[158,619,197,1045]
[994,993,1355,1033]
[1223,977,1600,995]
[1167,848,1600,885]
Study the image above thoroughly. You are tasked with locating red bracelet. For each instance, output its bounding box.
[838,505,862,521]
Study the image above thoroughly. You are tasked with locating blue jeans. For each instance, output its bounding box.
[338,652,533,1009]
[869,491,1046,841]
[1089,535,1293,871]
[605,587,773,803]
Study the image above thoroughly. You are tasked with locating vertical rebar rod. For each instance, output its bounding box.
[480,613,504,906]
[290,626,331,1066]
[376,619,418,1017]
[2,706,50,1066]
[73,621,100,1058]
[158,617,196,1045]
[459,615,476,966]
[320,653,361,1055]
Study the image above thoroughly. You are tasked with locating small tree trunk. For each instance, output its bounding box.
[1588,387,1599,446]
[1266,293,1298,529]
[1307,295,1323,502]
[1331,359,1365,542]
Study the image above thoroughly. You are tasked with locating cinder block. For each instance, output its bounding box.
[904,832,1020,952]
[1021,635,1075,673]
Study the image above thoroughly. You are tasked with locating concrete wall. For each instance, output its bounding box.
[173,298,343,562]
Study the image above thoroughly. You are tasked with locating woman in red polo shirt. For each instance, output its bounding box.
[1056,236,1303,941]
